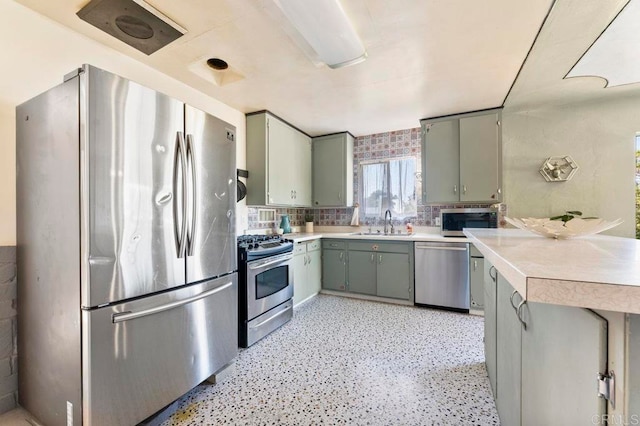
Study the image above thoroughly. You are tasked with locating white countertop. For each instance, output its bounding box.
[284,232,469,243]
[464,228,640,314]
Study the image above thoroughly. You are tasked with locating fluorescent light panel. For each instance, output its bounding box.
[274,0,367,69]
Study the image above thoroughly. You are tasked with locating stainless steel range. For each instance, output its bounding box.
[238,235,294,347]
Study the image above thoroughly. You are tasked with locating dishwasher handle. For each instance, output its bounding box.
[415,245,468,251]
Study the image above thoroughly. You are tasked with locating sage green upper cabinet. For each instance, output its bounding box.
[423,120,460,203]
[246,111,312,207]
[421,109,502,203]
[312,132,354,207]
[459,112,501,202]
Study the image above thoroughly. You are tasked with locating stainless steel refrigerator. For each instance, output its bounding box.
[16,64,238,426]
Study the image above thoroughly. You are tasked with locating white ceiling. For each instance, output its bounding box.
[5,0,640,136]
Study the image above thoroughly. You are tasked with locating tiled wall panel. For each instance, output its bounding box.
[0,247,16,414]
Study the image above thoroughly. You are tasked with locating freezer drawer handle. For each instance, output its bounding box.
[415,246,467,251]
[111,281,233,323]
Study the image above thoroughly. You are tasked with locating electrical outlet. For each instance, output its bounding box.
[434,217,441,226]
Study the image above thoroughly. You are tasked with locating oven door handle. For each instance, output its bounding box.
[248,254,293,270]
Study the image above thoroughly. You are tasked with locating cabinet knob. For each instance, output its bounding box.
[453,184,457,194]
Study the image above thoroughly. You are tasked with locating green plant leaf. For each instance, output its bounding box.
[566,210,583,216]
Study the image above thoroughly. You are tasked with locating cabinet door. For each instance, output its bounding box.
[376,253,411,300]
[293,132,312,206]
[521,303,607,425]
[347,251,377,295]
[470,256,484,309]
[312,134,345,206]
[459,112,501,202]
[422,120,460,203]
[322,249,346,291]
[496,274,521,426]
[266,117,293,205]
[307,247,322,296]
[292,252,307,306]
[483,261,497,397]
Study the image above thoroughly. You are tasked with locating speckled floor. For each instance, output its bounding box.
[161,294,499,425]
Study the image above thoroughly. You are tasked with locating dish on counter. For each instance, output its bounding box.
[504,216,623,239]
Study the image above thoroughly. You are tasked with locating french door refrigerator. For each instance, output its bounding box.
[16,65,238,426]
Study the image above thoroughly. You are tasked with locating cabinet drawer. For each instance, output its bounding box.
[348,241,410,254]
[307,239,321,252]
[293,243,306,255]
[322,240,347,250]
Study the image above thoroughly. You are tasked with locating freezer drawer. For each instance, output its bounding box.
[414,242,470,311]
[82,274,238,426]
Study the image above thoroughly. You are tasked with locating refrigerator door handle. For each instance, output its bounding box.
[186,134,197,256]
[111,281,234,323]
[173,131,188,258]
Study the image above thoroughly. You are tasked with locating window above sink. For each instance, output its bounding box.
[359,157,419,221]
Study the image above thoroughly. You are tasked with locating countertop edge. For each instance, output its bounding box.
[464,228,640,314]
[283,232,469,243]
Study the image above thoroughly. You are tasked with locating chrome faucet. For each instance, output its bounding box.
[384,209,393,234]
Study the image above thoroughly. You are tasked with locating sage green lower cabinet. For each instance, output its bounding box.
[496,273,522,426]
[520,301,607,425]
[321,240,347,291]
[483,260,497,397]
[293,239,321,306]
[470,245,485,310]
[346,241,413,301]
[487,268,610,426]
[347,251,377,295]
[376,252,411,300]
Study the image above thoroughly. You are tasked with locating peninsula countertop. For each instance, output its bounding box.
[463,228,640,314]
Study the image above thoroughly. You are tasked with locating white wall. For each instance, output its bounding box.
[0,107,15,246]
[502,94,638,238]
[0,2,248,245]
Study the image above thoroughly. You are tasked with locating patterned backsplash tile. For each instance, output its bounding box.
[247,127,503,230]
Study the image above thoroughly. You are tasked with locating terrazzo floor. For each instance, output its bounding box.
[160,294,499,425]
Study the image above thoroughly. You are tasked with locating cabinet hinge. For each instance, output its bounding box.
[597,371,615,408]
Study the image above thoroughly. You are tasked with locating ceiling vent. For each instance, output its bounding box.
[77,0,186,55]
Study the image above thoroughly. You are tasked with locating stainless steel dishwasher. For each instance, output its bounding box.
[414,242,469,311]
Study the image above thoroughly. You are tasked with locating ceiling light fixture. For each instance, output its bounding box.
[273,0,367,69]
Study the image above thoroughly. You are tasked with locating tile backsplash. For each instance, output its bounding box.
[247,127,504,230]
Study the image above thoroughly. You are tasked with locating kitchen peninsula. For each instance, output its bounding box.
[464,228,640,314]
[464,228,640,425]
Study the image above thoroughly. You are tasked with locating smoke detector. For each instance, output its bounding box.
[77,0,186,55]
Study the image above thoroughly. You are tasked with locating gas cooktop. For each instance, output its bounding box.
[237,234,294,261]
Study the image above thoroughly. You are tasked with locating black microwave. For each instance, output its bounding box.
[441,208,498,236]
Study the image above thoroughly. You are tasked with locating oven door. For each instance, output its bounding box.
[246,252,293,320]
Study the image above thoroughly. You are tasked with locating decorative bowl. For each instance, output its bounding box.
[504,216,623,239]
